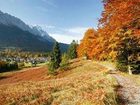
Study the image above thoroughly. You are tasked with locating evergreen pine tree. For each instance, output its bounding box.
[53,41,61,69]
[49,41,61,73]
[68,40,78,59]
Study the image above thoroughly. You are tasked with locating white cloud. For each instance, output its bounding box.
[46,26,90,44]
[49,33,82,44]
[66,27,89,35]
[33,25,90,44]
[45,25,55,29]
[48,27,90,44]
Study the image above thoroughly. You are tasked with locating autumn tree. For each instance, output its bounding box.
[77,0,140,74]
[116,29,140,73]
[94,0,140,73]
[96,0,140,59]
[77,28,97,59]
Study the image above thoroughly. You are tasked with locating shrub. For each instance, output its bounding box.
[116,61,128,72]
[18,62,25,68]
[60,53,69,70]
[48,61,56,74]
[0,61,18,73]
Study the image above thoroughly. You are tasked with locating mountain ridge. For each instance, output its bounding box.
[0,10,55,42]
[0,10,68,52]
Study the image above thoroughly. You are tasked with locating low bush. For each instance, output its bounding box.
[48,61,56,74]
[18,62,25,68]
[60,53,69,70]
[0,61,18,73]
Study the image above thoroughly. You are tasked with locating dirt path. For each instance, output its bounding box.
[96,62,140,105]
[112,74,140,105]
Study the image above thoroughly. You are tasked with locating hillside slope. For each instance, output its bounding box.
[0,59,118,105]
[0,24,53,52]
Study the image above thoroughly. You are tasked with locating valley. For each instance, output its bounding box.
[0,0,140,105]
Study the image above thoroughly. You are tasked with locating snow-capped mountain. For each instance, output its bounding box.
[0,10,68,52]
[31,25,55,42]
[0,10,55,42]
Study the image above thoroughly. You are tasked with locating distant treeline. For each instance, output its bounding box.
[0,61,18,73]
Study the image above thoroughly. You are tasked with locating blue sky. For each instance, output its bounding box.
[0,0,103,44]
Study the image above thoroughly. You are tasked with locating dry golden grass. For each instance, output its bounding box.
[0,58,118,105]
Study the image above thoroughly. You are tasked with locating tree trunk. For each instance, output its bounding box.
[128,65,132,75]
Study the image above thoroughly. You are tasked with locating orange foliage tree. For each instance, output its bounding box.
[97,0,140,60]
[77,29,97,59]
[78,0,140,61]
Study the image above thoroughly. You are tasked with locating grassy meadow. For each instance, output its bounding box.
[0,59,119,105]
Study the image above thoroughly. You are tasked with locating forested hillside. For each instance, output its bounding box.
[0,23,68,52]
[0,24,53,52]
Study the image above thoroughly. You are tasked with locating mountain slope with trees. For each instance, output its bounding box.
[0,24,53,52]
[0,11,68,52]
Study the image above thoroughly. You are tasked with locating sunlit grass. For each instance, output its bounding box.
[0,59,118,105]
